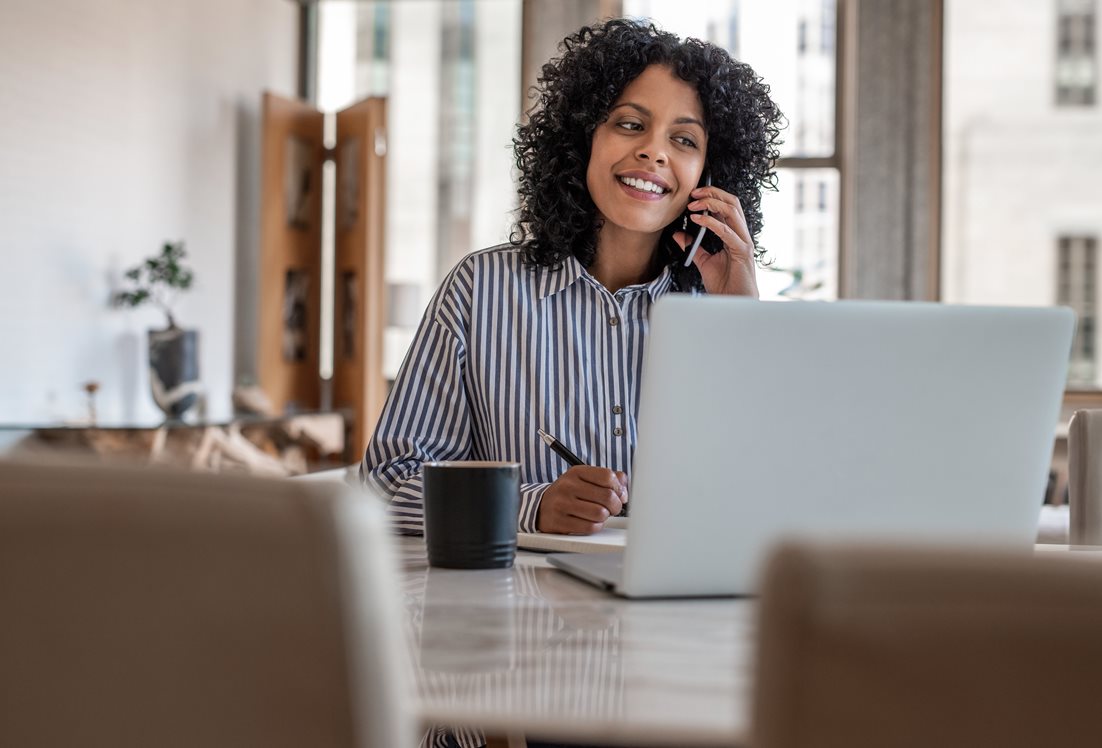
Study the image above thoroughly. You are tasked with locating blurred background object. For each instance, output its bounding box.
[754,540,1102,748]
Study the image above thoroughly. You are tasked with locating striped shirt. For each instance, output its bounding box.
[362,243,676,534]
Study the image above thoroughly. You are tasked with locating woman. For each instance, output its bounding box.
[363,18,783,536]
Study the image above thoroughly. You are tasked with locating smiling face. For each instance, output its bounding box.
[586,64,708,249]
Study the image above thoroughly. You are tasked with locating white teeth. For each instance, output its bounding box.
[619,176,667,194]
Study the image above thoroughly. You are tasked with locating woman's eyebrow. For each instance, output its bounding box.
[610,102,705,129]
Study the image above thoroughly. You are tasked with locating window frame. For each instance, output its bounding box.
[773,0,847,300]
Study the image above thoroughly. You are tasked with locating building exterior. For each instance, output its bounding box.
[942,0,1101,387]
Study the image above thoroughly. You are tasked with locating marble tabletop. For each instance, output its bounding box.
[393,537,754,746]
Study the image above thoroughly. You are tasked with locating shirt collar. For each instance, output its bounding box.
[646,264,675,299]
[536,255,676,301]
[535,255,585,300]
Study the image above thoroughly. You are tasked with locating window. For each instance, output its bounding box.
[820,0,835,54]
[317,0,522,379]
[319,0,841,379]
[1058,235,1099,383]
[1056,0,1097,106]
[943,0,1102,390]
[623,0,840,301]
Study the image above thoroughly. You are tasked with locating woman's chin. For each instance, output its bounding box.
[598,214,674,241]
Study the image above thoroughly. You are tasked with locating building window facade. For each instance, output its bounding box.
[943,0,1102,390]
[1056,0,1097,106]
[1058,235,1098,383]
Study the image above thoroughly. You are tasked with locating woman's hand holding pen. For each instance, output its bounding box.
[672,185,760,298]
[537,467,628,535]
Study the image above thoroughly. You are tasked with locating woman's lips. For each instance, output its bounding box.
[616,179,667,202]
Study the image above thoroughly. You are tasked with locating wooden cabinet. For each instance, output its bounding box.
[259,92,388,459]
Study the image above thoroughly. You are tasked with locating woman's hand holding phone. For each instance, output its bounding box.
[673,184,760,298]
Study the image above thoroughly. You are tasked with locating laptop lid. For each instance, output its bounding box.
[617,297,1074,597]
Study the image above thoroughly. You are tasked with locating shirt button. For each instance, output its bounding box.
[613,427,624,436]
[612,405,623,414]
[609,316,620,326]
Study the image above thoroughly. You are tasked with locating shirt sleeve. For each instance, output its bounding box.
[361,284,549,535]
[518,483,549,534]
[361,307,471,535]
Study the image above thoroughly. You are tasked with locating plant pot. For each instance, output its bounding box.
[148,327,201,420]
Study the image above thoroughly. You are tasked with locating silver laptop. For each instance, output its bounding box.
[548,297,1074,598]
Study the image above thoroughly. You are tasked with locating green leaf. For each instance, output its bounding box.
[111,240,194,315]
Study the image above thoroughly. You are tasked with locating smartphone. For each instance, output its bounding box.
[682,170,712,267]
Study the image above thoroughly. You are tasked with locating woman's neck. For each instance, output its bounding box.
[589,224,662,294]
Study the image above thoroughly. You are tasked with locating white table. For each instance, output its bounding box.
[396,536,1102,746]
[394,537,753,746]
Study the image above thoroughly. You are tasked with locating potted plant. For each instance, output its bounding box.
[112,241,201,420]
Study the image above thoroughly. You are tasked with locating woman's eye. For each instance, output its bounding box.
[674,135,698,148]
[617,121,643,131]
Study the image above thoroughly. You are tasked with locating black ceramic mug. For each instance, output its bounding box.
[423,461,521,569]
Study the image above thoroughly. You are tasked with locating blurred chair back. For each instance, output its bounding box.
[0,458,411,748]
[753,542,1102,748]
[1069,408,1102,545]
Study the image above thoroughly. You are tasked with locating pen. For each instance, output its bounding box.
[537,428,628,517]
[537,428,585,467]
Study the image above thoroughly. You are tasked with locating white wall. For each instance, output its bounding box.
[942,0,1102,385]
[0,0,297,424]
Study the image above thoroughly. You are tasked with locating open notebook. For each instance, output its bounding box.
[517,517,628,553]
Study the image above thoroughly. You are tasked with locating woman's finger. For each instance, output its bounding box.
[691,187,752,243]
[564,497,612,523]
[690,185,738,207]
[690,212,751,250]
[556,515,605,535]
[571,482,624,514]
[687,196,736,223]
[574,466,623,490]
[688,198,752,246]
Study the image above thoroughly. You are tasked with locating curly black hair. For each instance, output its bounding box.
[511,18,784,290]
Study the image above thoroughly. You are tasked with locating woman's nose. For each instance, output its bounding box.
[636,138,668,165]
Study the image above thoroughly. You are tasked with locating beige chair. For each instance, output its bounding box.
[1069,408,1102,545]
[0,458,411,748]
[753,541,1102,748]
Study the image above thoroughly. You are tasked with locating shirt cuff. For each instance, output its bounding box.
[518,482,550,533]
